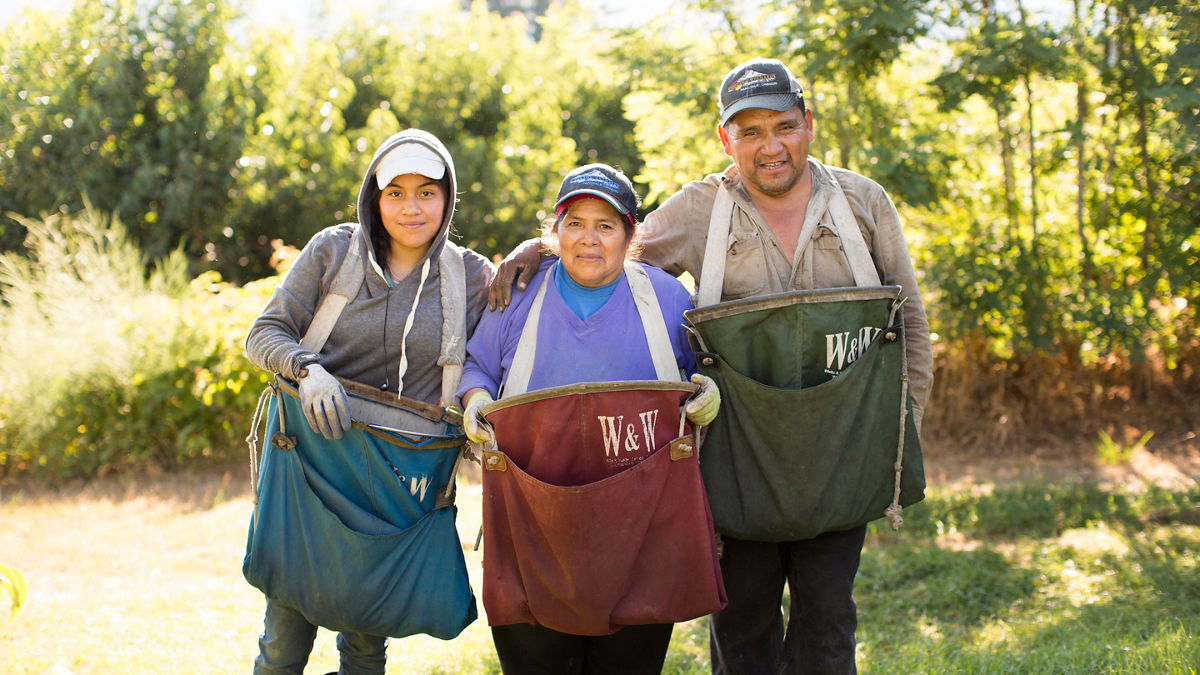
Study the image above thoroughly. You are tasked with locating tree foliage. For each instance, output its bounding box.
[0,0,1197,472]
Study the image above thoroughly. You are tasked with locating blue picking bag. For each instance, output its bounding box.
[243,378,477,639]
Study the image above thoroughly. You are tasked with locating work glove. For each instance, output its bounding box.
[298,363,351,440]
[685,373,721,426]
[463,390,495,445]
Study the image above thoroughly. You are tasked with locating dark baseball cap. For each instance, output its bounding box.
[554,164,639,226]
[718,57,805,126]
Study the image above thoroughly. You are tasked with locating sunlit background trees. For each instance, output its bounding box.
[1,0,1196,478]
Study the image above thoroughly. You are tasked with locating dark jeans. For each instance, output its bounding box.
[709,525,867,675]
[491,622,674,675]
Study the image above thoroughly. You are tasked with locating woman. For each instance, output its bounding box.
[458,164,722,675]
[244,128,493,674]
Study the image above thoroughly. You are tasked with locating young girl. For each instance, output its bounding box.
[244,129,493,674]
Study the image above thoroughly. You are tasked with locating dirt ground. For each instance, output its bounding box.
[920,436,1200,492]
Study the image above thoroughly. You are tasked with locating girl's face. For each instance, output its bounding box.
[377,173,445,260]
[557,197,630,288]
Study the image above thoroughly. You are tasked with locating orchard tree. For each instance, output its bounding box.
[0,0,248,272]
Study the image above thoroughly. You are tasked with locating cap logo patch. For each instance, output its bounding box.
[729,68,777,93]
[572,168,622,192]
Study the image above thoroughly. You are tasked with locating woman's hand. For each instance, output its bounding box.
[298,364,351,439]
[463,389,496,444]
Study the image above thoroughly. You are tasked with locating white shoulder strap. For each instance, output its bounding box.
[436,243,467,406]
[502,262,682,397]
[300,227,366,354]
[500,270,551,398]
[825,173,881,287]
[624,261,683,382]
[695,185,733,308]
[299,229,469,407]
[696,174,881,303]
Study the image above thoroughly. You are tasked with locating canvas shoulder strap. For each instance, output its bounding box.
[824,171,882,287]
[695,185,734,308]
[624,262,683,382]
[501,271,551,398]
[436,243,467,406]
[696,172,881,307]
[300,226,366,354]
[503,262,681,398]
[299,228,468,407]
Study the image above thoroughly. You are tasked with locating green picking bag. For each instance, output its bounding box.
[684,286,924,542]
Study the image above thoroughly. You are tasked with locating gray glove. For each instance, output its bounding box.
[298,363,351,439]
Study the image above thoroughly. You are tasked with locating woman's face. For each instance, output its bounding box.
[557,197,630,288]
[377,173,445,259]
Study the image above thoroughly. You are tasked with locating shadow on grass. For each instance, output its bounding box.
[855,482,1200,673]
[858,546,1037,627]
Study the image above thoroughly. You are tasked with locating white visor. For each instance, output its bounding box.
[374,142,445,188]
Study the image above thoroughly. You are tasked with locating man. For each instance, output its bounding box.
[490,57,932,674]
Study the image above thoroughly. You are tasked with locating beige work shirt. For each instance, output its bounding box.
[639,158,933,428]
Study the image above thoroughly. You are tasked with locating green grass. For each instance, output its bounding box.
[854,483,1200,674]
[1,470,1197,673]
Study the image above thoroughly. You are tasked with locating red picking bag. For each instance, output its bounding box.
[479,381,726,636]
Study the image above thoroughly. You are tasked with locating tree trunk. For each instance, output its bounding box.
[998,110,1022,255]
[1016,0,1039,254]
[840,78,856,169]
[1024,74,1039,252]
[1074,82,1095,281]
[1074,0,1094,283]
[1122,5,1159,278]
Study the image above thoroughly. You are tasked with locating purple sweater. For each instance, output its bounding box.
[458,258,697,399]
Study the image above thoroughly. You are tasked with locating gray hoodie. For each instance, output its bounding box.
[245,129,495,405]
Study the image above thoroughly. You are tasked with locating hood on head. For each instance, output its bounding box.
[357,128,458,272]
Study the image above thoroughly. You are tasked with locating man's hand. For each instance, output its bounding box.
[298,364,351,439]
[487,238,543,311]
[685,374,721,426]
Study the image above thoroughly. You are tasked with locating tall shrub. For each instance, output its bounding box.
[0,207,271,480]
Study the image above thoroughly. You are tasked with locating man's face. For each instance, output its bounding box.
[719,105,813,199]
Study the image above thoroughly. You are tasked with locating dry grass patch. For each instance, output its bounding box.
[0,466,499,674]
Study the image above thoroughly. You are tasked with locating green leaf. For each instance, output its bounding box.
[0,562,27,620]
